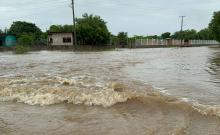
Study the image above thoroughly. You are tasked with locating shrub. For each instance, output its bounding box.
[14,35,33,54]
[14,44,29,54]
[17,35,34,46]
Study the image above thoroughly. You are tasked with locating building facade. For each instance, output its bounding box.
[48,32,74,46]
[0,34,16,47]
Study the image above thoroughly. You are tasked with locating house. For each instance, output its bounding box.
[0,34,16,47]
[48,32,74,46]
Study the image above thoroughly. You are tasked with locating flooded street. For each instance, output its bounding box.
[1,47,220,135]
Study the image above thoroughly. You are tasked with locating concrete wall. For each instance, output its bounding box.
[48,33,74,46]
[5,35,16,47]
[0,35,16,47]
[135,39,220,46]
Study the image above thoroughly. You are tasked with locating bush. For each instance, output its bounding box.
[14,35,33,54]
[17,35,34,46]
[14,45,29,54]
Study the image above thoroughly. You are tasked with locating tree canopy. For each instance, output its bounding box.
[9,21,42,37]
[48,25,73,33]
[17,35,34,46]
[161,32,171,39]
[117,32,128,45]
[76,13,110,45]
[197,28,214,40]
[172,29,198,40]
[209,11,220,42]
[8,21,46,45]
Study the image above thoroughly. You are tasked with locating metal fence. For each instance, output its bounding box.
[135,39,220,46]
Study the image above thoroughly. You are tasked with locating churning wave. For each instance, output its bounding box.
[0,76,133,107]
[0,76,220,118]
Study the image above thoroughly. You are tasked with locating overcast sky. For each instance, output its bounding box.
[0,0,220,36]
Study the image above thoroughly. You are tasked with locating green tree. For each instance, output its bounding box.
[48,25,63,32]
[76,13,111,45]
[8,21,43,45]
[147,35,159,39]
[0,29,3,34]
[172,29,198,40]
[14,35,33,54]
[63,25,73,32]
[197,28,214,40]
[133,35,148,39]
[209,11,220,42]
[48,25,73,33]
[117,32,128,46]
[17,35,34,46]
[161,32,171,39]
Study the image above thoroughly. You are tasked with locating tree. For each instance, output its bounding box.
[0,29,3,34]
[133,35,147,39]
[117,32,128,46]
[76,13,110,45]
[63,25,73,32]
[161,32,171,39]
[209,11,220,42]
[48,25,63,33]
[8,21,42,44]
[14,35,33,54]
[48,25,73,33]
[17,35,34,46]
[147,35,159,39]
[197,28,214,40]
[172,29,198,40]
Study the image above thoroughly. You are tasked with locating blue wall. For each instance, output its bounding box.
[4,35,16,47]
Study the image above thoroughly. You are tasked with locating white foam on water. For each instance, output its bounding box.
[152,85,171,95]
[0,78,133,108]
[56,76,77,85]
[1,76,220,118]
[192,102,220,117]
[181,98,190,102]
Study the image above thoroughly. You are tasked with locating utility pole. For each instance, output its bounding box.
[180,16,185,45]
[71,0,77,46]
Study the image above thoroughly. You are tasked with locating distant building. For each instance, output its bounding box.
[0,34,16,47]
[48,32,74,46]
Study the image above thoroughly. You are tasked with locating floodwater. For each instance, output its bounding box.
[0,47,220,135]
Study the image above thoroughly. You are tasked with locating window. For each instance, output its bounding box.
[63,37,71,43]
[49,38,53,43]
[0,39,3,46]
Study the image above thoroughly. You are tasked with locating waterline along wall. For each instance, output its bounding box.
[134,39,220,47]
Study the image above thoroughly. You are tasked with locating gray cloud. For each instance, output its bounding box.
[0,0,219,36]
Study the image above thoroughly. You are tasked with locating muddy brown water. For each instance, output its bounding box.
[0,47,220,135]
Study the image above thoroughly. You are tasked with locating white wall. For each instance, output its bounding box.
[49,33,73,46]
